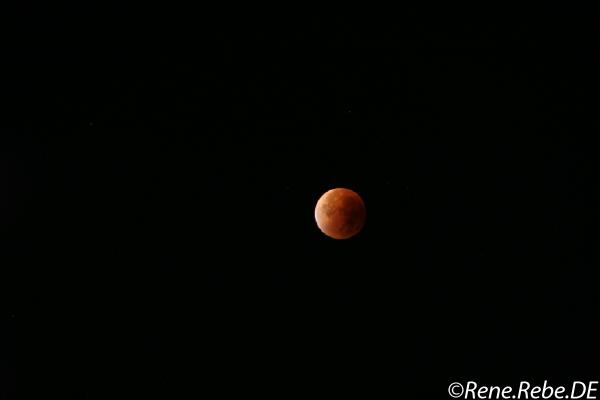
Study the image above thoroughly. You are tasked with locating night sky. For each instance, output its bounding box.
[7,14,600,399]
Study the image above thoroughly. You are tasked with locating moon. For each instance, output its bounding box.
[314,188,366,239]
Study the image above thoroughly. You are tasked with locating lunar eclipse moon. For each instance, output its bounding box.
[314,188,366,239]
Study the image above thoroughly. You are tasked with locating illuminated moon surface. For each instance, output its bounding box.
[314,188,366,239]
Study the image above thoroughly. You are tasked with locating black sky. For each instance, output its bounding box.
[7,14,600,399]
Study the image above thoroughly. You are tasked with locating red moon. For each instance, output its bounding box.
[314,188,366,239]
